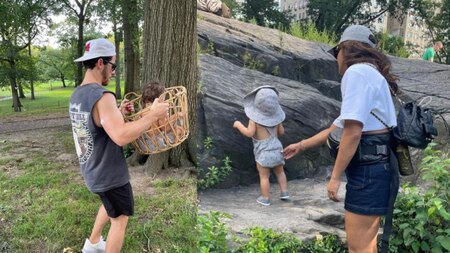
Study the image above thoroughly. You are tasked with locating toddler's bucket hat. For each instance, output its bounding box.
[74,38,116,62]
[243,85,285,127]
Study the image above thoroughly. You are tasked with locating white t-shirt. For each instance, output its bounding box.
[333,63,397,131]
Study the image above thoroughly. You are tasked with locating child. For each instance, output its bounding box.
[233,85,289,206]
[137,81,184,152]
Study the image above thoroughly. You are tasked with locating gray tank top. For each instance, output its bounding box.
[69,83,129,193]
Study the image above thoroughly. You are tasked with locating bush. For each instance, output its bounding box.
[390,144,450,252]
[197,156,233,190]
[197,211,232,253]
[289,22,336,45]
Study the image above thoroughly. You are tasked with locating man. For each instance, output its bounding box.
[197,0,231,18]
[69,38,168,253]
[423,41,443,62]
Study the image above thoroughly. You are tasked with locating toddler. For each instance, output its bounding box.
[137,81,184,152]
[233,85,289,206]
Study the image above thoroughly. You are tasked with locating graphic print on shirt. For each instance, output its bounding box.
[69,103,93,164]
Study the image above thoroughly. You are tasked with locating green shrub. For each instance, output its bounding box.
[197,156,233,190]
[390,144,450,253]
[197,211,232,253]
[289,22,336,45]
[235,227,305,253]
[234,227,346,253]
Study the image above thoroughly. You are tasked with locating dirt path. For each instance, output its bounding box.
[0,113,177,196]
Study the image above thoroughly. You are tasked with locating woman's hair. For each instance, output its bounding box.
[141,81,165,105]
[339,41,399,94]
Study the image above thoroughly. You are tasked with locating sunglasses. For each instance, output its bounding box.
[330,46,340,59]
[104,60,117,71]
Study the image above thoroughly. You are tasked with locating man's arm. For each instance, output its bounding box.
[93,93,168,146]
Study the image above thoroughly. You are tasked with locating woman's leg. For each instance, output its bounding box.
[256,163,271,199]
[273,165,288,193]
[345,210,380,253]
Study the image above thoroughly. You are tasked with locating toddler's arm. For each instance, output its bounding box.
[277,123,284,136]
[233,119,256,138]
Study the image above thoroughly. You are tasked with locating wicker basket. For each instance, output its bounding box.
[123,86,189,154]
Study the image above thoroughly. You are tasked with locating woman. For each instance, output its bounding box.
[284,25,398,253]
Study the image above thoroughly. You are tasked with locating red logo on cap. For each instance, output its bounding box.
[85,43,90,52]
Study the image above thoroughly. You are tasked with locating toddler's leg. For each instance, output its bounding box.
[256,163,270,199]
[273,165,288,194]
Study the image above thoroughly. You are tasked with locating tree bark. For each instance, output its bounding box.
[122,0,140,94]
[28,44,35,99]
[76,13,85,87]
[141,0,197,174]
[113,11,122,99]
[9,60,21,112]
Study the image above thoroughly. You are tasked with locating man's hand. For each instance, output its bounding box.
[149,98,169,119]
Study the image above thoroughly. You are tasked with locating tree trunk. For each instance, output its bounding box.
[76,14,85,86]
[122,0,140,94]
[61,73,66,88]
[9,60,21,112]
[141,0,197,174]
[28,44,35,100]
[113,18,122,99]
[18,83,26,98]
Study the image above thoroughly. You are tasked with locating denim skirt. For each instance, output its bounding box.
[344,162,392,216]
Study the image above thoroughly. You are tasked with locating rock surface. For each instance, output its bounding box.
[198,178,347,242]
[197,10,450,186]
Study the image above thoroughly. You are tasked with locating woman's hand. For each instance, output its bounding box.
[327,177,341,202]
[283,142,302,159]
[233,121,242,128]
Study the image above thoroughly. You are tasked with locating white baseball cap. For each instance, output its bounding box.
[328,25,377,58]
[74,38,116,62]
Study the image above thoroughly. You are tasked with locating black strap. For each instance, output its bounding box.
[380,148,400,253]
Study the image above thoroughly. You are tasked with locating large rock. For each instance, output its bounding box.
[198,54,340,186]
[197,11,450,187]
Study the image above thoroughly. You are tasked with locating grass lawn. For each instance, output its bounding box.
[0,125,197,252]
[0,80,125,117]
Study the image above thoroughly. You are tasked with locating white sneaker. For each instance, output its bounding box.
[82,236,106,253]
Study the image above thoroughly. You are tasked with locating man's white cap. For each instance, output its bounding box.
[74,38,116,62]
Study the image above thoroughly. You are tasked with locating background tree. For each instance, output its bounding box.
[61,0,95,87]
[97,0,124,98]
[122,0,142,94]
[241,0,293,31]
[139,0,197,174]
[307,0,422,36]
[375,32,410,58]
[0,0,57,112]
[37,47,73,88]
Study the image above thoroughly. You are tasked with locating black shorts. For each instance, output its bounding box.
[97,182,134,218]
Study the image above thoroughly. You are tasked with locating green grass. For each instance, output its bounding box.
[0,80,125,117]
[0,131,197,253]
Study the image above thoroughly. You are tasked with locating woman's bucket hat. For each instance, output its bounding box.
[243,85,285,127]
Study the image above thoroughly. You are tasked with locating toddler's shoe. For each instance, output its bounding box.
[82,236,106,253]
[280,192,290,200]
[256,196,271,206]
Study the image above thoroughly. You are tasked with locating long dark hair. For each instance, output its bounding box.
[340,41,399,94]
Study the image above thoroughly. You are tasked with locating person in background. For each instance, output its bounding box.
[423,41,443,62]
[69,38,168,253]
[197,0,231,18]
